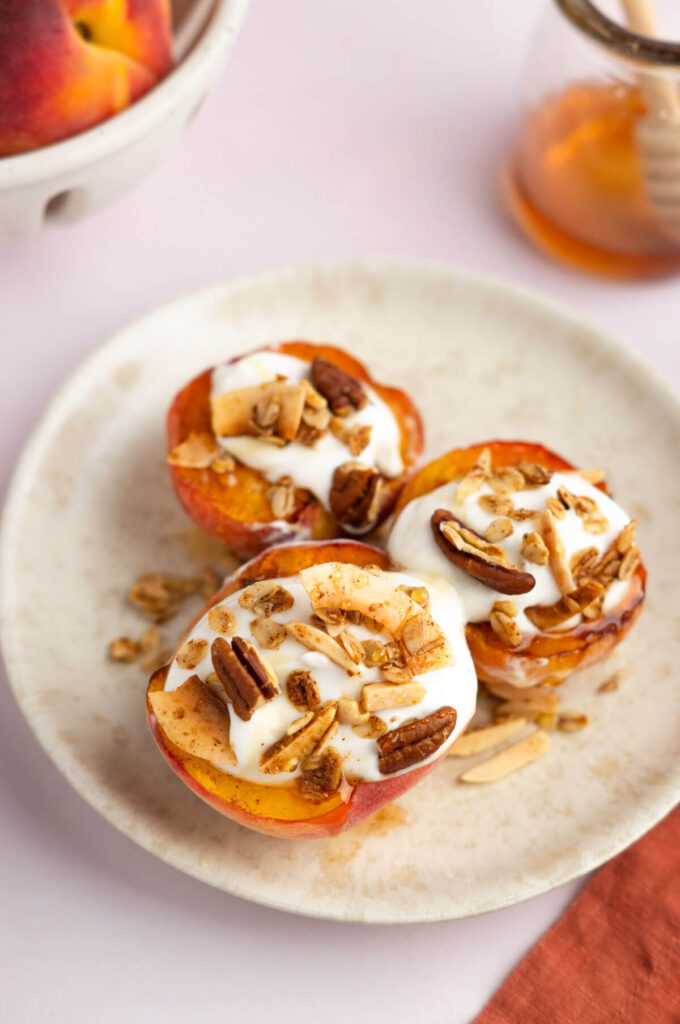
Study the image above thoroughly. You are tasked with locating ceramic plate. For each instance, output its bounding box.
[2,262,679,923]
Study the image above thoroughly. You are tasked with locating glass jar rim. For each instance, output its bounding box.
[556,0,680,66]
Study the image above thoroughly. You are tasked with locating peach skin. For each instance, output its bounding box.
[0,0,173,156]
[146,540,471,838]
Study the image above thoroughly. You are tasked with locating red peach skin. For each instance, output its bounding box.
[0,0,172,156]
[167,342,425,558]
[394,441,646,687]
[146,540,446,838]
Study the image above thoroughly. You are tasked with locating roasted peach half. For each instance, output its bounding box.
[166,342,424,558]
[146,539,475,838]
[390,441,646,687]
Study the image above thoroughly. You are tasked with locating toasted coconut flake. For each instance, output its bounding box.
[458,729,551,783]
[208,605,237,636]
[299,562,453,674]
[211,381,306,441]
[538,508,575,595]
[485,518,514,542]
[449,717,526,757]
[149,675,237,765]
[250,617,288,650]
[238,581,294,616]
[360,681,426,713]
[176,638,209,670]
[286,621,361,674]
[167,432,218,469]
[109,637,140,663]
[521,531,549,566]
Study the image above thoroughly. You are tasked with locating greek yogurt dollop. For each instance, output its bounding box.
[164,570,477,784]
[387,471,633,636]
[211,352,404,507]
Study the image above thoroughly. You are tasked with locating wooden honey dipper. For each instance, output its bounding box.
[622,0,680,241]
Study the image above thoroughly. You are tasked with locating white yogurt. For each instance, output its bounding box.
[164,571,477,784]
[211,352,404,509]
[387,471,633,635]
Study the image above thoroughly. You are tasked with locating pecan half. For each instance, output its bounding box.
[211,636,279,721]
[310,356,367,416]
[431,509,536,595]
[377,706,457,775]
[330,462,382,529]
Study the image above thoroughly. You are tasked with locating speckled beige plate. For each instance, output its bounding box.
[2,262,679,923]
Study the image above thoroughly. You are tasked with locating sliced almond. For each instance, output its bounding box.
[148,675,237,765]
[167,432,218,469]
[286,711,315,735]
[260,703,338,774]
[449,717,526,757]
[360,681,426,713]
[538,508,575,595]
[485,680,560,711]
[286,621,361,674]
[458,729,551,783]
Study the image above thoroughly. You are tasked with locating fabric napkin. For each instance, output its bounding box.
[474,807,680,1024]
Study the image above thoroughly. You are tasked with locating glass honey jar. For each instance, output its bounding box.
[506,0,680,278]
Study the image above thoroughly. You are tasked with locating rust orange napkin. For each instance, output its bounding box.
[474,807,680,1024]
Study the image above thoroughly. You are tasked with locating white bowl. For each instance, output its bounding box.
[0,0,251,241]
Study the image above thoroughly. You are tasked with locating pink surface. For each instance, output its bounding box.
[0,1,678,1021]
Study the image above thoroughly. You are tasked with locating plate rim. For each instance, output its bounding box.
[1,257,679,924]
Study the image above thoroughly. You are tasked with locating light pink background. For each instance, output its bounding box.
[1,2,678,1021]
